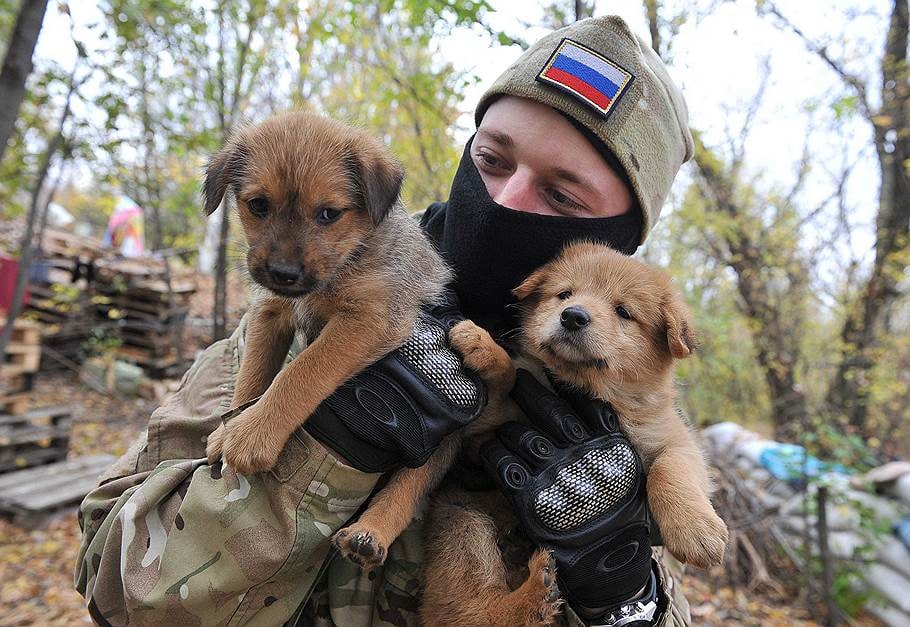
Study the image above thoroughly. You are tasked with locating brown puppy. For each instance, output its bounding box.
[202,111,450,474]
[507,241,728,567]
[422,242,728,625]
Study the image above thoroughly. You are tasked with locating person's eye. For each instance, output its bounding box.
[474,149,508,171]
[546,188,584,212]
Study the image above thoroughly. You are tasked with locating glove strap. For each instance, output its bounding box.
[584,561,666,627]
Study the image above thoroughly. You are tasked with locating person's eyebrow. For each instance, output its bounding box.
[552,167,596,192]
[477,129,513,148]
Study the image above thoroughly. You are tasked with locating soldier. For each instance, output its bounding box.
[75,15,695,627]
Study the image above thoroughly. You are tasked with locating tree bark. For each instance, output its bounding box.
[825,0,909,435]
[212,208,229,340]
[574,1,594,21]
[762,1,910,436]
[644,0,662,56]
[0,74,73,362]
[0,0,50,165]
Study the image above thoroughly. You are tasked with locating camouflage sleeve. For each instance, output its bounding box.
[74,316,383,626]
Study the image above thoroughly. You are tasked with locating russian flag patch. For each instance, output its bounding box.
[537,39,634,118]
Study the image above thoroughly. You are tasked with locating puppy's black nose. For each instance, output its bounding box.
[267,262,302,285]
[560,306,591,331]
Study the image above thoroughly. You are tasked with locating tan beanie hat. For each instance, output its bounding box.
[475,16,694,242]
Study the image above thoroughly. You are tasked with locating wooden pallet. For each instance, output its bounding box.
[0,392,28,416]
[0,405,73,473]
[3,342,41,371]
[2,319,41,345]
[0,454,115,527]
[0,371,34,396]
[40,227,104,260]
[1,318,43,379]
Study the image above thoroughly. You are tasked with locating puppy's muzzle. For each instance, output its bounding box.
[560,306,591,332]
[267,262,303,287]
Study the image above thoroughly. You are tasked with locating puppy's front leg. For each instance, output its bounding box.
[234,298,297,405]
[220,313,407,474]
[207,298,296,463]
[333,434,461,567]
[642,425,728,568]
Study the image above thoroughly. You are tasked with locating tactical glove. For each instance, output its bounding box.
[305,293,486,473]
[480,369,658,623]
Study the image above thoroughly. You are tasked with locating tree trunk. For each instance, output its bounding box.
[0,119,65,362]
[0,65,76,362]
[212,207,229,340]
[827,0,909,435]
[0,0,50,165]
[574,1,594,21]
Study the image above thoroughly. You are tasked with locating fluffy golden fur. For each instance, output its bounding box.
[202,111,450,474]
[509,241,728,567]
[338,241,728,625]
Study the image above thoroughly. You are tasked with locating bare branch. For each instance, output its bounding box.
[762,3,874,119]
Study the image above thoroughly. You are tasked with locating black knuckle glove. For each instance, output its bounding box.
[304,293,486,473]
[480,369,653,620]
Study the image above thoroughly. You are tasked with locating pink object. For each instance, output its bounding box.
[0,254,29,315]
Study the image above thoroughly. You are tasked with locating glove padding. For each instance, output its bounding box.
[480,369,652,618]
[305,294,486,473]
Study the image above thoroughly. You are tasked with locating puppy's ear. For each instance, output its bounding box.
[661,292,697,358]
[347,139,404,225]
[513,268,547,301]
[202,140,246,215]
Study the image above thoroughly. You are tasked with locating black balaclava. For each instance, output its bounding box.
[422,137,642,335]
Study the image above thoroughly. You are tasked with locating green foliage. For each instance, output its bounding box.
[30,0,495,251]
[83,326,122,360]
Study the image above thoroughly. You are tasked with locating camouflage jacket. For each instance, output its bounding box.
[74,314,691,627]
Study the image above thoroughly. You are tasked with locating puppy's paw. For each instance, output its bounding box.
[449,320,514,388]
[332,525,388,568]
[663,508,728,569]
[206,424,226,464]
[514,549,562,625]
[220,406,289,474]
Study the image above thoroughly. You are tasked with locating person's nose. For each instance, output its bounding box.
[492,168,539,213]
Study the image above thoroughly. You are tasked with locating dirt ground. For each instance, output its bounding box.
[0,370,835,627]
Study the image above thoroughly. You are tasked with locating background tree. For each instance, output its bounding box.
[762,0,910,438]
[0,9,86,362]
[0,0,49,163]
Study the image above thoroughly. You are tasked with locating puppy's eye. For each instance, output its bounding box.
[317,207,343,225]
[248,197,269,217]
[615,305,632,320]
[557,290,572,300]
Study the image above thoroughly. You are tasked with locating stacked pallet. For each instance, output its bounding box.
[93,256,196,378]
[27,228,103,368]
[0,405,73,473]
[15,227,198,378]
[1,318,41,412]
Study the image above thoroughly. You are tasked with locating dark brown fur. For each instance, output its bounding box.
[337,241,728,625]
[202,111,451,474]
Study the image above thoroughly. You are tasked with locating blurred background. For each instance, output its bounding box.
[0,1,908,625]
